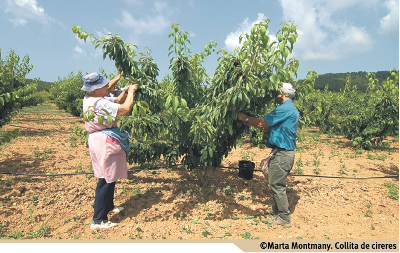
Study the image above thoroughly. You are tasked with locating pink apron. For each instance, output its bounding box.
[83,97,127,183]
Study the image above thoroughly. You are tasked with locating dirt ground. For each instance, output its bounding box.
[0,103,398,240]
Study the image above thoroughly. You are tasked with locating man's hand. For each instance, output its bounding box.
[237,112,248,122]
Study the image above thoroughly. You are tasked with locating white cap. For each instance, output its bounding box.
[281,82,294,90]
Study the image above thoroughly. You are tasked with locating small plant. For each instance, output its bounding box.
[179,225,193,233]
[262,220,272,227]
[240,150,255,161]
[294,156,304,175]
[384,182,399,200]
[132,188,141,195]
[338,164,347,176]
[5,178,13,186]
[32,196,39,206]
[313,167,321,175]
[237,138,244,148]
[241,232,253,239]
[202,229,212,238]
[378,154,387,161]
[365,207,371,218]
[216,233,232,238]
[224,186,232,196]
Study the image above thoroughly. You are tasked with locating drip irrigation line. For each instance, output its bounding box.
[7,124,72,134]
[0,165,397,180]
[0,165,170,177]
[219,166,399,179]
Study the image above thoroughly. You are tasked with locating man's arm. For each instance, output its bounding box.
[238,112,270,132]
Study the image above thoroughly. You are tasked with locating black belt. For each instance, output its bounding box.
[275,147,291,151]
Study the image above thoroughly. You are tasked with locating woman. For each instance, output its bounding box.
[81,72,138,229]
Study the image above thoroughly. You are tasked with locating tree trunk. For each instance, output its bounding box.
[188,146,208,187]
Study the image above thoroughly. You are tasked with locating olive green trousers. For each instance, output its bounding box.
[268,149,295,221]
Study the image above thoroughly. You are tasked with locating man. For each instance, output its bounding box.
[237,82,299,226]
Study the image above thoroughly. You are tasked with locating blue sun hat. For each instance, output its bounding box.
[81,72,110,92]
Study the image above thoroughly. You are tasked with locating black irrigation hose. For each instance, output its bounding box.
[7,124,72,134]
[0,165,398,180]
[219,166,399,179]
[0,165,168,177]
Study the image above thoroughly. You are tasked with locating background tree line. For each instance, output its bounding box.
[309,71,394,92]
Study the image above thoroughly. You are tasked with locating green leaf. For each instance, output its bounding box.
[107,114,113,125]
[180,98,187,108]
[165,95,172,108]
[217,233,232,238]
[219,224,231,228]
[88,110,95,121]
[101,109,110,115]
[173,96,179,111]
[98,116,104,125]
[5,93,11,102]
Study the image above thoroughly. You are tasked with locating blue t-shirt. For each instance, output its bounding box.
[263,100,299,150]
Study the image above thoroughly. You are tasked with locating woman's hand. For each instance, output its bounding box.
[127,83,138,94]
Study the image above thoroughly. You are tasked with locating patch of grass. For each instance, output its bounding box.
[262,220,272,227]
[240,150,256,161]
[0,223,7,237]
[234,195,250,200]
[27,222,51,238]
[384,182,399,200]
[4,231,23,239]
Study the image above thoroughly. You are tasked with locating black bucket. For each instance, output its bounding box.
[238,160,255,180]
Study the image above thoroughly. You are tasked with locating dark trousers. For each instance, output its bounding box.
[93,178,116,224]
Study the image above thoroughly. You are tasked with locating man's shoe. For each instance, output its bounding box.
[268,215,291,226]
[110,206,124,214]
[90,221,118,229]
